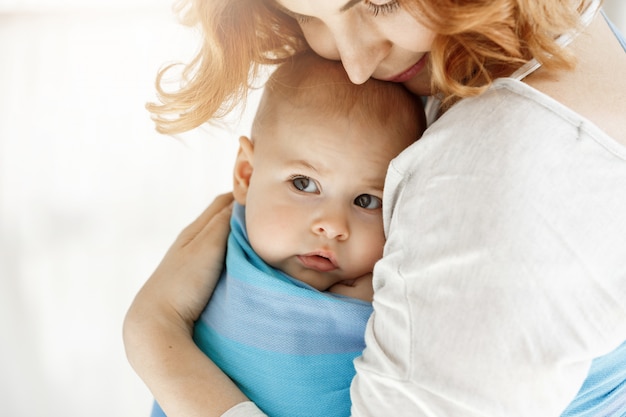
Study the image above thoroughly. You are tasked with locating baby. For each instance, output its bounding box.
[150,51,426,417]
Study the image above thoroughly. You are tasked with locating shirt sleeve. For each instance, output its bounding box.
[349,83,626,416]
[221,402,268,417]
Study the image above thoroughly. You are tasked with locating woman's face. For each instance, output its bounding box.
[275,0,436,96]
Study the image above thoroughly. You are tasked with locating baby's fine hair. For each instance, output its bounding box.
[252,51,426,142]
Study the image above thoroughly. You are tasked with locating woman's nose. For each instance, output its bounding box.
[333,24,389,85]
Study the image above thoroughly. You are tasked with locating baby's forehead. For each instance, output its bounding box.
[258,87,417,131]
[255,91,418,149]
[254,107,413,166]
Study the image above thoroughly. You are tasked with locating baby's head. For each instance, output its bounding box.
[252,51,426,143]
[233,51,425,293]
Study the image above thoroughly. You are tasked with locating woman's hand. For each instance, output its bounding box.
[123,193,250,417]
[144,192,234,324]
[328,273,374,302]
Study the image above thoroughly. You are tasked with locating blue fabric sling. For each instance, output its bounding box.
[151,203,373,417]
[560,340,626,417]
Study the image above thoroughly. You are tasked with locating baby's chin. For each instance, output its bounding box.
[281,265,346,292]
[296,273,344,292]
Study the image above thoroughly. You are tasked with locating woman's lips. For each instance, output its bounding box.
[387,54,429,83]
[297,253,338,272]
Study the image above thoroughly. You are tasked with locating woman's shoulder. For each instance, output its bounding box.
[445,77,617,140]
[384,76,626,242]
[391,77,625,179]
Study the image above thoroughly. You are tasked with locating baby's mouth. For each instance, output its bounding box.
[297,253,338,272]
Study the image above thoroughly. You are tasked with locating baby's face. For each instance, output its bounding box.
[244,105,416,291]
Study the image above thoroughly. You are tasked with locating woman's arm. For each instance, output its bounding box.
[123,193,251,417]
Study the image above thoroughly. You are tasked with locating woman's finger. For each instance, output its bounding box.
[140,193,234,323]
[176,192,234,248]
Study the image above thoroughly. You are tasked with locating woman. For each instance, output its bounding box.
[124,0,626,416]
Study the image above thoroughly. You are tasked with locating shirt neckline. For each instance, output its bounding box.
[510,0,602,81]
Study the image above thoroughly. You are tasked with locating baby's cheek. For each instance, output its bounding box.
[245,211,274,256]
[356,233,386,274]
[246,209,292,266]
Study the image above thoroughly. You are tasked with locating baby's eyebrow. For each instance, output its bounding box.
[355,174,386,193]
[287,159,321,174]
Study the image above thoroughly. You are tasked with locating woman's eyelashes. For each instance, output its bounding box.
[364,0,400,17]
[276,0,401,24]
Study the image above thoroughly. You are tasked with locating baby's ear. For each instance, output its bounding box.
[233,136,254,205]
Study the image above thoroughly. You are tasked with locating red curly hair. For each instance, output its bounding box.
[147,0,591,134]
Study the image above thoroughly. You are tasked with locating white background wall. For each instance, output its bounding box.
[0,2,253,416]
[0,2,624,416]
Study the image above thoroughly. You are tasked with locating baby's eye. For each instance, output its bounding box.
[354,194,382,210]
[292,176,319,193]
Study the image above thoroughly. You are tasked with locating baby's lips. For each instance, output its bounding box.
[297,252,338,272]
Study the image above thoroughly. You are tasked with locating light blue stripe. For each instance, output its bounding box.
[194,324,357,417]
[197,268,371,354]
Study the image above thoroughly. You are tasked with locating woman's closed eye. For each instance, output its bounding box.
[275,0,400,25]
[354,194,382,210]
[291,176,320,193]
[364,0,400,17]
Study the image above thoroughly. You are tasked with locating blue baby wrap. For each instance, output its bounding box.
[151,203,373,417]
[561,340,626,417]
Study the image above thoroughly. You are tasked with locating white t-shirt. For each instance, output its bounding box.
[350,78,626,416]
